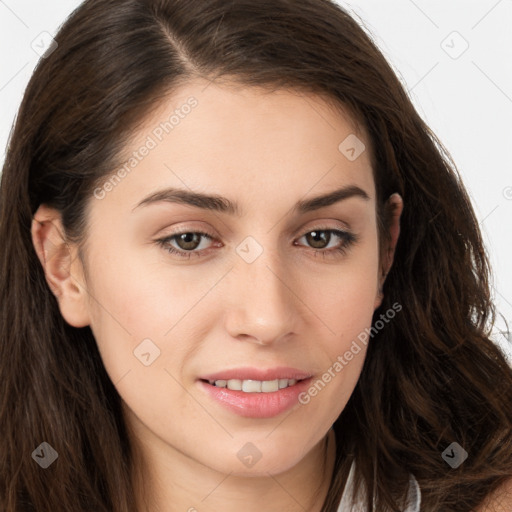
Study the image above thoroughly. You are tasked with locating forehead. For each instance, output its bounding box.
[95,79,376,215]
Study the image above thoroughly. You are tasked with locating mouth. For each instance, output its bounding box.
[197,367,313,418]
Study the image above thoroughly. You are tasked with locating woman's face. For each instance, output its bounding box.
[44,79,396,476]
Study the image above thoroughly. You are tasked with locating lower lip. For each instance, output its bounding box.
[198,378,312,418]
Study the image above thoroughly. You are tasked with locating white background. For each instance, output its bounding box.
[0,0,511,356]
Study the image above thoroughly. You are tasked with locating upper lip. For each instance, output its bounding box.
[200,367,313,382]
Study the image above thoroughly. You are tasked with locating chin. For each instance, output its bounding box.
[202,440,313,477]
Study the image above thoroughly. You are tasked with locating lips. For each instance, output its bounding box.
[197,367,313,418]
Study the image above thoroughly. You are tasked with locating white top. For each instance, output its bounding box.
[336,460,421,511]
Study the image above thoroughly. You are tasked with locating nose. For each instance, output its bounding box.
[223,245,301,346]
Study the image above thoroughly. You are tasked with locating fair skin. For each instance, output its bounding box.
[476,479,512,512]
[31,79,406,511]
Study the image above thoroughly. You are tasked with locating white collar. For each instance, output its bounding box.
[336,459,421,511]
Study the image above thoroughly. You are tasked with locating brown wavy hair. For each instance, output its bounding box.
[1,0,511,510]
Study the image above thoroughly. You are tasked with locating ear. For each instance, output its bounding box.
[31,204,91,328]
[374,193,403,309]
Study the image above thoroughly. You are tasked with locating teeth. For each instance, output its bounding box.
[227,379,242,391]
[209,378,300,392]
[261,380,279,392]
[243,380,262,392]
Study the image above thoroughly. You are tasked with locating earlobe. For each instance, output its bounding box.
[31,205,91,328]
[373,282,385,309]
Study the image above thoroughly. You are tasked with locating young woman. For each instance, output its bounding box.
[1,1,511,511]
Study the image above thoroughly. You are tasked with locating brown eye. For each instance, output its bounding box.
[295,228,357,259]
[156,230,216,259]
[305,230,331,249]
[174,232,203,251]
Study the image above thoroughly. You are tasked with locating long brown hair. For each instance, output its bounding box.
[1,1,511,510]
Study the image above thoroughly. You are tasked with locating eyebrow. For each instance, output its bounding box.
[132,184,370,215]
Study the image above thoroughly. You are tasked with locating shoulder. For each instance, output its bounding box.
[474,477,512,512]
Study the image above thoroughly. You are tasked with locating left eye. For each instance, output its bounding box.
[296,229,351,251]
[156,228,356,259]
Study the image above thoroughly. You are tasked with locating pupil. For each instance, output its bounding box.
[178,233,200,250]
[308,230,329,249]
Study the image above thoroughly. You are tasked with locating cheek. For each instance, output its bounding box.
[85,233,216,346]
[84,253,207,442]
[312,238,381,342]
[294,236,381,415]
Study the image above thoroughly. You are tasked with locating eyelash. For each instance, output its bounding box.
[156,227,358,260]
